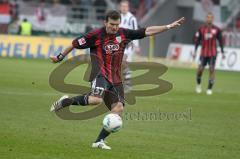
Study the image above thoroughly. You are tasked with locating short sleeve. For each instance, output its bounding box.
[72,31,96,49]
[124,28,146,40]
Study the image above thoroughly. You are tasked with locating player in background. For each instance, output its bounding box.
[119,0,140,93]
[193,12,225,95]
[50,10,185,150]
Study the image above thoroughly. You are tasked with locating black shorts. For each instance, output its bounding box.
[199,56,216,67]
[90,75,124,110]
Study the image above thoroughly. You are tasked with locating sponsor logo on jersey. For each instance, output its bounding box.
[104,44,120,52]
[78,38,86,46]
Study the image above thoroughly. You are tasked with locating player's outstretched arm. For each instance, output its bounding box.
[145,17,185,36]
[50,45,74,63]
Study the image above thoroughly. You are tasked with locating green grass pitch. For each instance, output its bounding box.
[0,58,239,159]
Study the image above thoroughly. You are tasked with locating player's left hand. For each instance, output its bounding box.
[169,17,185,29]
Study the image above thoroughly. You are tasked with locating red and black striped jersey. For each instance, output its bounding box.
[194,24,224,57]
[72,27,146,84]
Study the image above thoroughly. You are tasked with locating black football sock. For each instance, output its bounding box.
[71,95,89,106]
[196,74,202,85]
[95,128,110,142]
[208,79,214,90]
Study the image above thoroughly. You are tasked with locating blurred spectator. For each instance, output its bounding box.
[94,0,107,20]
[10,0,18,21]
[35,0,47,22]
[51,0,67,16]
[0,0,11,34]
[236,18,240,32]
[8,16,20,34]
[18,18,32,36]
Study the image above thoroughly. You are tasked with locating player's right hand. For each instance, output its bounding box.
[50,56,60,63]
[50,53,65,63]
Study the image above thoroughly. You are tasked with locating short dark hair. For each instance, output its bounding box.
[105,10,121,22]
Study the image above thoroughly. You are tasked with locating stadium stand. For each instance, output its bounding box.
[0,0,157,36]
[0,0,12,34]
[0,0,240,63]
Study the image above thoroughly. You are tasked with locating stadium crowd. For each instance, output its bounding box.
[0,0,156,34]
[1,0,240,48]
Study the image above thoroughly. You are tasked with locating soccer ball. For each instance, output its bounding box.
[103,113,123,133]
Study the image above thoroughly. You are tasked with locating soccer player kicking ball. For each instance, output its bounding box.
[193,12,225,95]
[50,10,185,150]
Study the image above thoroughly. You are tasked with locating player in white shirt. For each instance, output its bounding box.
[119,0,140,93]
